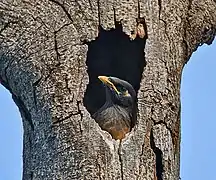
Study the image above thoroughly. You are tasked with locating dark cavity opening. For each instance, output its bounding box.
[84,23,146,115]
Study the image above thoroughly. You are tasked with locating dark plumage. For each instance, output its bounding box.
[93,76,137,140]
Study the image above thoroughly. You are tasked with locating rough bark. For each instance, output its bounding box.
[0,0,215,180]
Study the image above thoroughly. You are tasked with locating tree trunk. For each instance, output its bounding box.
[0,0,215,179]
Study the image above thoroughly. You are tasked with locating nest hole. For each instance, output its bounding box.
[84,23,146,115]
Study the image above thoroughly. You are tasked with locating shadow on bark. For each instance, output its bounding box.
[84,23,146,115]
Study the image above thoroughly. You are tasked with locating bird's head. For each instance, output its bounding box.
[98,76,136,107]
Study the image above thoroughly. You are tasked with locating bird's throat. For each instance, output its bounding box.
[105,86,115,104]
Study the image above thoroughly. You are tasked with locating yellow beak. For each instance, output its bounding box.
[98,76,120,94]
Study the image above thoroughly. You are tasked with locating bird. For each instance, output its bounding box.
[93,76,137,140]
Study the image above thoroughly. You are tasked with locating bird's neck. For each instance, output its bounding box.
[105,86,114,105]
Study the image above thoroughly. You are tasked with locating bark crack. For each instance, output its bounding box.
[113,7,117,27]
[53,31,61,61]
[30,171,33,180]
[97,0,101,26]
[32,76,43,110]
[52,100,84,133]
[88,0,94,12]
[118,142,124,180]
[76,100,84,134]
[52,111,80,124]
[49,0,73,22]
[56,23,72,34]
[137,0,141,18]
[152,117,176,153]
[150,129,163,180]
[158,0,162,19]
[43,62,61,82]
[153,120,172,138]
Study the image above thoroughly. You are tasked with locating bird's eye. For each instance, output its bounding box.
[115,84,127,93]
